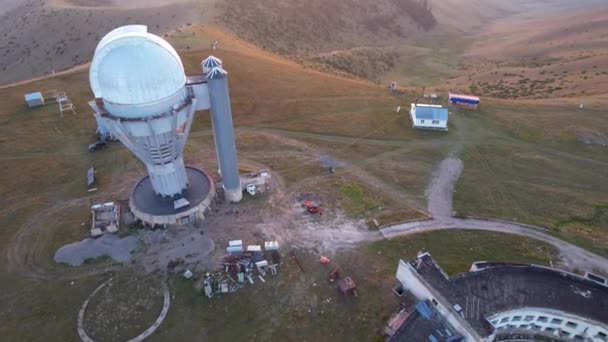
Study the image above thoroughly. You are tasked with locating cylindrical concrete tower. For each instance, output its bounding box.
[89,25,196,198]
[206,66,242,202]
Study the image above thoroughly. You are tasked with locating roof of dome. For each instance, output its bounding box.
[89,25,186,105]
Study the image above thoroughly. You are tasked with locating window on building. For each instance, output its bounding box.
[432,120,439,124]
[537,316,548,323]
[545,327,555,333]
[507,324,516,329]
[519,324,528,329]
[421,119,425,123]
[512,316,522,322]
[551,318,563,325]
[596,332,608,341]
[574,335,585,341]
[524,315,534,322]
[566,322,578,329]
[531,324,541,330]
[491,320,498,325]
[500,317,510,323]
[562,331,571,337]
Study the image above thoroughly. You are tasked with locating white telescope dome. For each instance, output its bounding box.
[90,26,187,113]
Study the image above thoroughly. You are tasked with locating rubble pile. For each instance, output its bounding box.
[202,240,281,298]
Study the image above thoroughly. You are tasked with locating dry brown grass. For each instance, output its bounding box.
[446,8,608,98]
[0,0,209,86]
[216,0,435,55]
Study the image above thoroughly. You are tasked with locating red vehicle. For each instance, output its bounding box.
[303,200,323,215]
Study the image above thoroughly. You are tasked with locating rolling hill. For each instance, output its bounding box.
[446,7,608,98]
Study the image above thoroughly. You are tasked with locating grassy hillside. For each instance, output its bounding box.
[447,8,608,98]
[217,0,435,56]
[0,0,214,86]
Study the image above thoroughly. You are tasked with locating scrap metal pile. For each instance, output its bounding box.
[202,240,281,298]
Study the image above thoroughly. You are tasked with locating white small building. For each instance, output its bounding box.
[90,202,120,237]
[410,103,448,131]
[24,92,45,108]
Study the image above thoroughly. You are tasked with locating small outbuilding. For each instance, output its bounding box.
[410,104,448,131]
[24,92,45,108]
[90,201,120,237]
[448,92,480,110]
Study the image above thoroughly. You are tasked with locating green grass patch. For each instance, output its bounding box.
[373,208,427,227]
[556,205,608,228]
[82,255,113,265]
[368,230,557,276]
[339,183,382,217]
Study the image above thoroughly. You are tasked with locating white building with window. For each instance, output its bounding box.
[410,103,448,131]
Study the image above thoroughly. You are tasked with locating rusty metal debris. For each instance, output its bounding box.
[202,240,281,299]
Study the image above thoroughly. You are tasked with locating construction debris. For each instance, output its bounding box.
[320,256,331,264]
[290,250,305,273]
[328,268,340,283]
[183,269,193,279]
[264,241,279,251]
[202,240,282,299]
[337,276,357,296]
[269,264,278,276]
[241,169,272,196]
[226,240,243,255]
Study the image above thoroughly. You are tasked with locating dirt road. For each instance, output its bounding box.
[380,153,608,275]
[426,157,463,221]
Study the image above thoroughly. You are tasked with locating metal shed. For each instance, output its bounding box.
[24,92,45,108]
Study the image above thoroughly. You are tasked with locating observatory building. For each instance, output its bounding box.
[385,253,608,342]
[89,25,242,226]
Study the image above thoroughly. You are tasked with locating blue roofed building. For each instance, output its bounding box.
[410,103,449,131]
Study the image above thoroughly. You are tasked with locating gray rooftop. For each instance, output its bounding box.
[411,255,608,337]
[390,301,464,342]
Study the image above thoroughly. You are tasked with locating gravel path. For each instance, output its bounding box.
[380,218,608,274]
[381,151,608,275]
[426,157,463,221]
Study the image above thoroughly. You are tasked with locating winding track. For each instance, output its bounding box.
[379,154,608,275]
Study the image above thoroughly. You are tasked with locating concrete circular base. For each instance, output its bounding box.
[130,166,216,226]
[77,278,171,342]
